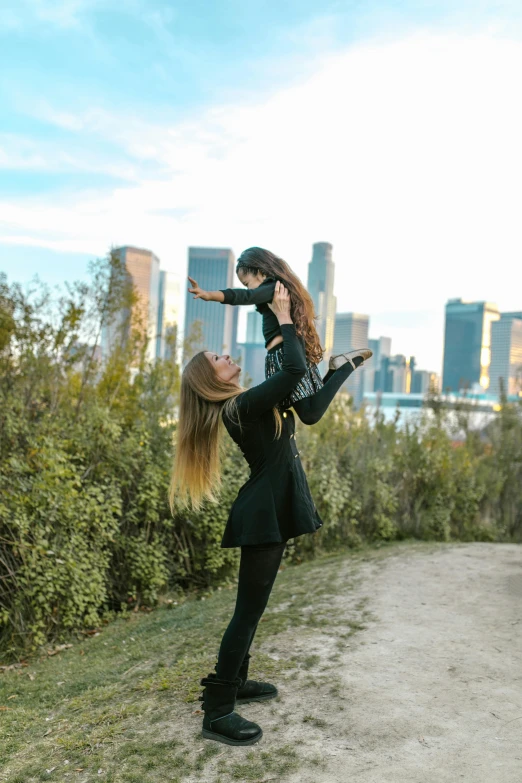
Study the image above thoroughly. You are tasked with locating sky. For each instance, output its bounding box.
[1,0,522,372]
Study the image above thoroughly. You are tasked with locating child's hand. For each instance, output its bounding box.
[188,277,211,301]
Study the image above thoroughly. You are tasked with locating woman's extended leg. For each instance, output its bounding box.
[215,541,286,682]
[293,356,364,425]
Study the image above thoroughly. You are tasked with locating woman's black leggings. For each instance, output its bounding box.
[293,355,364,425]
[215,541,287,682]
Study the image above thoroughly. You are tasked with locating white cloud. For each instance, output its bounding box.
[2,30,522,371]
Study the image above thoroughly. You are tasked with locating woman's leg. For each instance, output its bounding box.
[293,356,364,425]
[215,541,286,682]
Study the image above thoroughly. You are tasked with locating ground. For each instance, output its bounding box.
[1,542,521,783]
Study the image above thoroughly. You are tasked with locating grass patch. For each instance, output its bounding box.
[0,541,427,782]
[217,744,300,780]
[302,714,328,728]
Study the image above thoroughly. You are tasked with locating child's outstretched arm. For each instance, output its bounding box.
[220,279,276,306]
[187,276,225,302]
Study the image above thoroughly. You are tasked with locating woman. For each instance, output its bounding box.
[188,245,372,425]
[170,283,361,747]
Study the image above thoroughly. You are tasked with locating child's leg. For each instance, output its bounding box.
[293,357,364,425]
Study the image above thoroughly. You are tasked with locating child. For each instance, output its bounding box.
[187,246,371,424]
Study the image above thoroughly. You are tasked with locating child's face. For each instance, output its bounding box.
[237,268,266,290]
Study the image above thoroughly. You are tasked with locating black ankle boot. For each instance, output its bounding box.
[198,673,263,746]
[236,654,278,705]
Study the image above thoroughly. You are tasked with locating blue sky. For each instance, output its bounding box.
[1,0,522,368]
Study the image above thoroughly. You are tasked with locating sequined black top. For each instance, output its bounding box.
[220,278,279,348]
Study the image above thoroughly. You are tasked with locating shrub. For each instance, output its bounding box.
[1,256,521,659]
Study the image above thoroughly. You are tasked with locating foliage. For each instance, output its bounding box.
[1,255,521,659]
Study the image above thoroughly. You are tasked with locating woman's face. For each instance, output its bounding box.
[205,352,241,384]
[237,268,266,290]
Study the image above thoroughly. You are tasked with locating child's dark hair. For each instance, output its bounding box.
[236,247,323,364]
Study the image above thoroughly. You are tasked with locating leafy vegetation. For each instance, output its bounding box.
[1,253,521,660]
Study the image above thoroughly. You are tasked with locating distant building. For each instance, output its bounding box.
[157,271,180,360]
[365,336,392,393]
[184,247,237,360]
[246,310,264,344]
[442,299,500,393]
[231,307,240,360]
[490,313,522,397]
[374,354,417,394]
[332,312,369,407]
[237,311,266,387]
[307,242,336,366]
[385,354,412,394]
[238,344,266,387]
[411,370,439,395]
[102,246,161,363]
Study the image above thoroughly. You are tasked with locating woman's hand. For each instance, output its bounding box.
[268,281,292,324]
[188,276,212,301]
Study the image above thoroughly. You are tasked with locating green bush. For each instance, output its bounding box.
[1,255,521,660]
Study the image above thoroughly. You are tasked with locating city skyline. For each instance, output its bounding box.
[94,240,521,401]
[2,3,522,374]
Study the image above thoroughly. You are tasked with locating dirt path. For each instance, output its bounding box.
[214,543,522,783]
[277,542,522,783]
[4,542,520,783]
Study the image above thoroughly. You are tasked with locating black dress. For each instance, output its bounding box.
[221,324,323,548]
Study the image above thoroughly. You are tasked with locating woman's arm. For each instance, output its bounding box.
[235,284,306,420]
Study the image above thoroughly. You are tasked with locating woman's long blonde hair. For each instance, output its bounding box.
[170,352,281,511]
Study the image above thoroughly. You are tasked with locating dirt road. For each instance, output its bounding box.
[246,543,522,783]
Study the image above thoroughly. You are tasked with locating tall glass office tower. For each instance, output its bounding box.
[156,271,180,360]
[307,242,336,365]
[442,299,500,393]
[490,312,522,397]
[101,245,161,364]
[246,310,264,344]
[365,336,392,393]
[184,247,237,360]
[332,312,369,407]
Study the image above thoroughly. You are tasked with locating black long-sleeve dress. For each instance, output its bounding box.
[220,323,323,548]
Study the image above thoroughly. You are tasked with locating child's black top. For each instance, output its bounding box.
[220,323,323,548]
[220,277,279,348]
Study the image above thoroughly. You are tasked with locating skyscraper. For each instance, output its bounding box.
[365,336,392,393]
[184,247,237,360]
[102,246,161,363]
[332,312,369,407]
[156,271,180,360]
[411,370,439,394]
[237,310,266,387]
[490,313,522,397]
[378,354,412,393]
[230,306,240,360]
[442,299,500,393]
[307,242,336,365]
[246,310,264,344]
